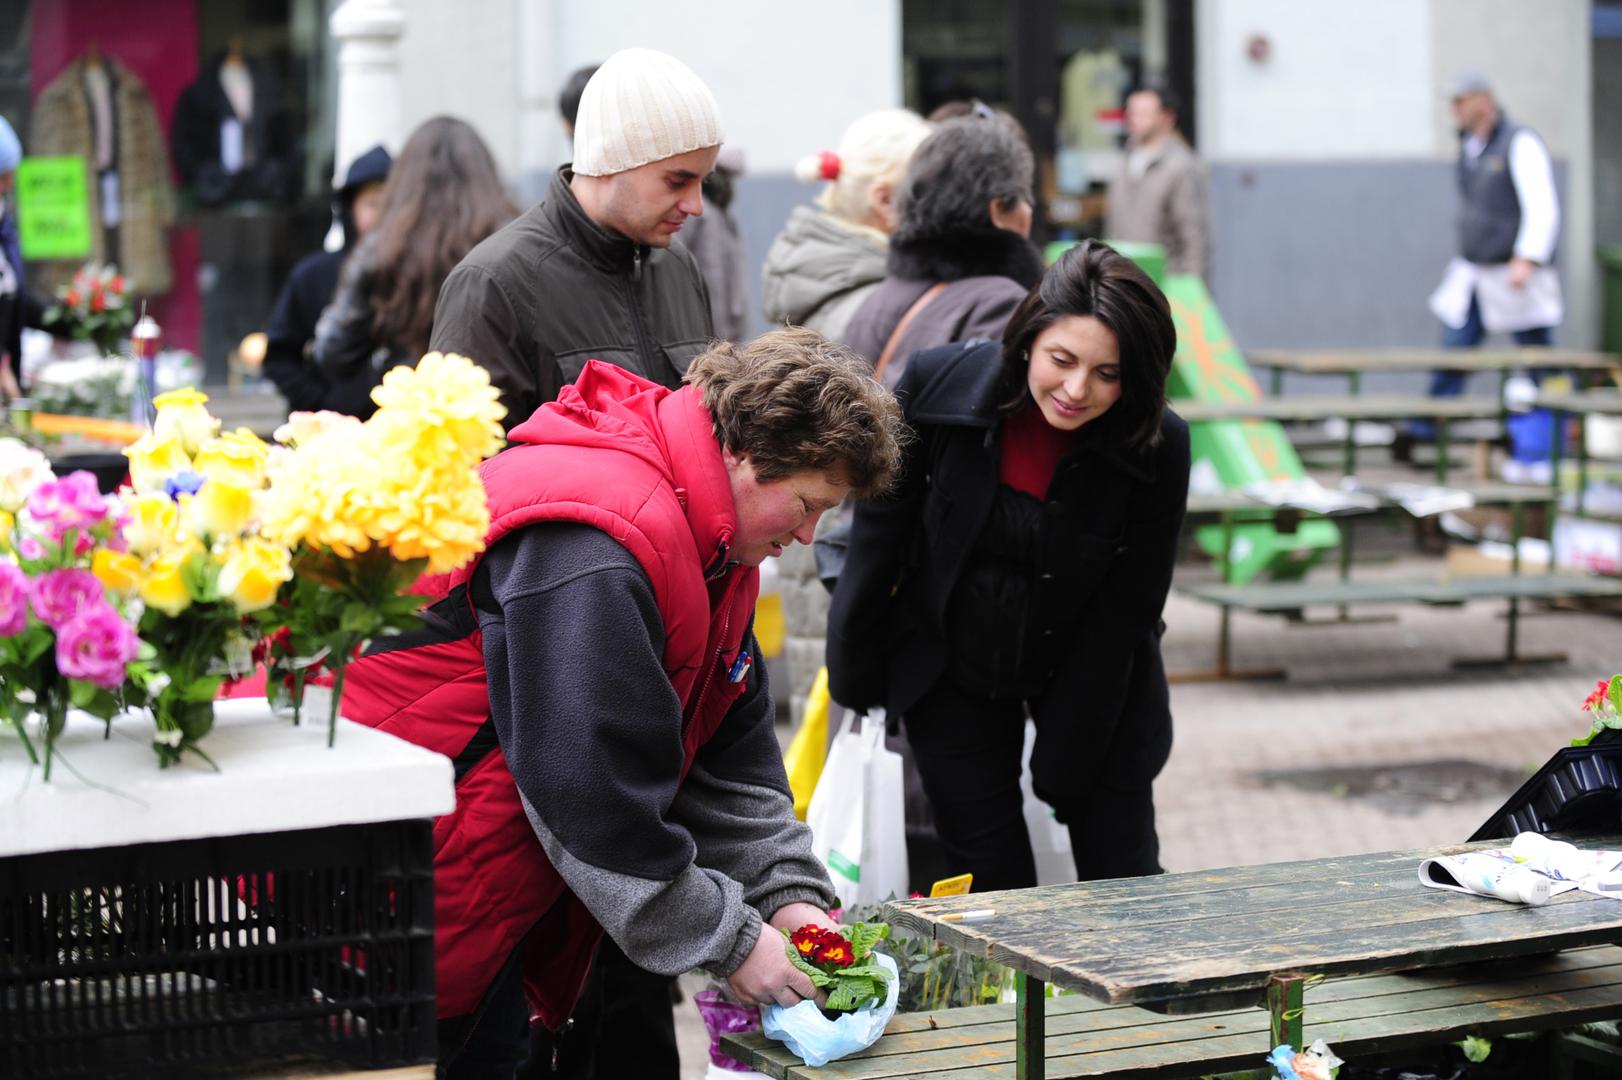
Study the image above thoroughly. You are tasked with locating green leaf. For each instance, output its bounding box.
[68,680,98,708]
[786,949,835,988]
[845,921,890,959]
[1610,675,1622,716]
[1457,1035,1491,1063]
[825,976,878,1012]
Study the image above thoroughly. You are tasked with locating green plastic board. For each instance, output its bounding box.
[16,156,92,261]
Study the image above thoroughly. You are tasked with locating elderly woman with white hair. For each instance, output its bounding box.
[761,109,932,342]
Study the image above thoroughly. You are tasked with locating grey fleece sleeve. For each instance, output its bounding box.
[474,523,802,978]
[669,645,837,921]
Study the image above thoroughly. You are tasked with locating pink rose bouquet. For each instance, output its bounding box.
[0,439,143,778]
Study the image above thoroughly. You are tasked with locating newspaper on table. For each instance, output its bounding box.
[1361,482,1477,519]
[1419,833,1622,906]
[1239,478,1380,516]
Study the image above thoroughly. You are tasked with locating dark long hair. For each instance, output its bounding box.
[998,241,1176,452]
[367,117,517,354]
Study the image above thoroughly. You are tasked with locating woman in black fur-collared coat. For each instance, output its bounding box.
[842,111,1046,385]
[828,241,1189,890]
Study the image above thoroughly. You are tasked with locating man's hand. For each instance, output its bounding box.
[1508,256,1535,290]
[0,357,21,401]
[769,901,840,937]
[726,921,820,1007]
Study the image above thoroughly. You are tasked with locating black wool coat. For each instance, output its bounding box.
[826,341,1190,810]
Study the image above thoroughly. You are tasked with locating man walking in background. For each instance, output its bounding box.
[430,47,718,430]
[1105,84,1209,279]
[1425,69,1563,480]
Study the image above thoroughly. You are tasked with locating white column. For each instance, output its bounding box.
[329,0,407,185]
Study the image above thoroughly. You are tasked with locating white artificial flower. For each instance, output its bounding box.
[0,438,56,512]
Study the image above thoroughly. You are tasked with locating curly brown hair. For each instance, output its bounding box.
[685,328,908,499]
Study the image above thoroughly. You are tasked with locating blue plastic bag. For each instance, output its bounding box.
[760,951,899,1068]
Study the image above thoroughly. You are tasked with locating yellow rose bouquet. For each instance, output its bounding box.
[256,353,506,745]
[118,390,293,766]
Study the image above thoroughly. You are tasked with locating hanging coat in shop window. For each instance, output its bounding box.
[30,54,175,297]
[171,52,296,208]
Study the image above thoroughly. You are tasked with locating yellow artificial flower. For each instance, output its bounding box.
[193,428,269,488]
[124,431,193,493]
[0,509,11,552]
[138,553,193,616]
[121,492,182,556]
[368,353,507,468]
[187,477,254,538]
[216,536,293,613]
[273,410,362,450]
[153,387,220,455]
[92,548,142,594]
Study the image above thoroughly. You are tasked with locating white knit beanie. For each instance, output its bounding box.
[572,48,723,177]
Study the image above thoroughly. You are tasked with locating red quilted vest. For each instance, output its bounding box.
[340,361,760,1025]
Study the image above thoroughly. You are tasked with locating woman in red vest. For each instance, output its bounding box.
[339,327,906,1076]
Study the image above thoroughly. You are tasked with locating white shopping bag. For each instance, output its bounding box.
[1019,719,1075,885]
[807,710,908,908]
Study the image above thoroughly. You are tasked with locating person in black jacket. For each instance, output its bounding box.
[313,118,515,417]
[827,241,1189,890]
[260,145,390,413]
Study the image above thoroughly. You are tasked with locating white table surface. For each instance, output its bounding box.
[0,696,455,857]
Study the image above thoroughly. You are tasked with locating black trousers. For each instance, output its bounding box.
[519,937,679,1080]
[902,679,1162,892]
[439,937,678,1080]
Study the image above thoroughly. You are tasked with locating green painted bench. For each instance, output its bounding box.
[722,944,1622,1078]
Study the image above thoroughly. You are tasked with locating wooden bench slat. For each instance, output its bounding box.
[1178,573,1622,612]
[722,946,1622,1079]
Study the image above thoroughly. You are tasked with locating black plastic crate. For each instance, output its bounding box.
[1470,734,1622,841]
[0,819,436,1077]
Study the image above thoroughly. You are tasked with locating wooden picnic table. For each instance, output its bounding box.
[1176,395,1504,483]
[1248,347,1619,397]
[1534,389,1622,518]
[885,837,1622,1080]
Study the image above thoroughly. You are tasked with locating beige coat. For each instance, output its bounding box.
[1104,135,1209,278]
[30,57,175,298]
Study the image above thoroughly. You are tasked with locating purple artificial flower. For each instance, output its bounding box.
[0,562,28,637]
[164,471,205,501]
[26,472,110,549]
[30,568,106,630]
[55,603,140,690]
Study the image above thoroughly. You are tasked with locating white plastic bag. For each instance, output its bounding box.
[807,710,908,907]
[760,952,899,1068]
[1019,718,1075,885]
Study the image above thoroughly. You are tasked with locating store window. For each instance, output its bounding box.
[5,0,334,392]
[901,0,1192,243]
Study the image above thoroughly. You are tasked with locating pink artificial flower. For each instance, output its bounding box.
[26,472,110,548]
[0,562,27,637]
[30,568,106,630]
[55,603,139,690]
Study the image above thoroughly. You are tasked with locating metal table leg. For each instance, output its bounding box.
[1267,974,1305,1050]
[1017,971,1045,1080]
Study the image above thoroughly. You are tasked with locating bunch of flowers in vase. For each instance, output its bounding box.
[116,389,293,766]
[42,263,135,358]
[0,439,142,779]
[256,353,506,745]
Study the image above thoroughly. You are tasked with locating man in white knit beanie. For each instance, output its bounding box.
[431,47,724,430]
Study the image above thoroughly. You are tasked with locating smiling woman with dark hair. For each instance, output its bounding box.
[827,240,1189,891]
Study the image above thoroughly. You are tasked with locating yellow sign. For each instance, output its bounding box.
[929,873,973,897]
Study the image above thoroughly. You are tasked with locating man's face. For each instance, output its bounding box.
[723,453,851,567]
[595,145,719,248]
[1125,91,1173,146]
[1451,90,1493,133]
